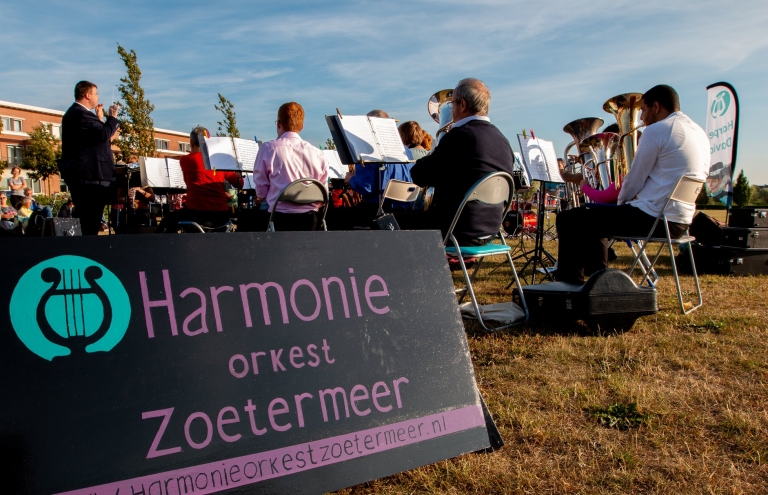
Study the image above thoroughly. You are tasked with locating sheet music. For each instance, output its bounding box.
[241,174,256,190]
[323,149,346,179]
[140,157,170,188]
[233,138,258,172]
[337,115,380,162]
[166,158,186,189]
[517,136,563,183]
[201,136,239,171]
[369,117,410,162]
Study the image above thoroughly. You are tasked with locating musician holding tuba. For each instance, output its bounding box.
[554,85,710,283]
[410,78,516,245]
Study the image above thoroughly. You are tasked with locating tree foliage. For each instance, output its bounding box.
[214,94,240,138]
[115,44,156,160]
[323,138,336,150]
[733,169,752,207]
[22,124,61,182]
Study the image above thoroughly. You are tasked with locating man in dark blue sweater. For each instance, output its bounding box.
[410,78,515,245]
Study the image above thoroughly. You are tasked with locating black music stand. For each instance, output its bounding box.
[510,181,557,285]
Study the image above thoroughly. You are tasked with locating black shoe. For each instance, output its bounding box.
[608,247,618,262]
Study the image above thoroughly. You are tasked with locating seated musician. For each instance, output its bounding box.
[398,121,430,160]
[409,78,515,245]
[157,126,244,232]
[554,84,710,283]
[252,102,329,231]
[558,124,622,205]
[126,160,157,226]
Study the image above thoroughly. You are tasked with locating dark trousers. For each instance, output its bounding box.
[70,183,110,235]
[555,204,689,283]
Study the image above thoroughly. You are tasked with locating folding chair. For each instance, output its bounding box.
[444,171,529,331]
[376,180,420,217]
[612,176,705,315]
[268,178,329,232]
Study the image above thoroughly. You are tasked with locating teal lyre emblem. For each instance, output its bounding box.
[10,255,131,361]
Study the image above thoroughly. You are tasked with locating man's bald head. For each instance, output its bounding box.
[367,109,390,119]
[453,78,491,116]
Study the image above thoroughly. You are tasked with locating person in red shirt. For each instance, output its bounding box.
[157,126,244,232]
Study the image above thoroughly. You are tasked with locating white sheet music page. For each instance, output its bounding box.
[166,158,186,189]
[517,136,563,183]
[233,138,258,172]
[368,117,410,162]
[323,149,346,179]
[140,157,170,188]
[241,174,256,189]
[201,136,239,171]
[337,115,382,162]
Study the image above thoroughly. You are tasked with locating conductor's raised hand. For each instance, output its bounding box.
[109,104,119,118]
[96,104,104,120]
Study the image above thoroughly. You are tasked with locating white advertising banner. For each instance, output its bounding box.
[705,82,739,206]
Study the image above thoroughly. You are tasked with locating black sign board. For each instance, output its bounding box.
[1,232,489,495]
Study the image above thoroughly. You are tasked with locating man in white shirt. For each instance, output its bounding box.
[555,84,710,283]
[252,102,329,230]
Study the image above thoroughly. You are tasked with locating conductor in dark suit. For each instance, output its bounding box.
[410,78,515,244]
[61,81,120,235]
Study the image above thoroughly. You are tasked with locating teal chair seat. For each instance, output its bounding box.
[445,243,511,257]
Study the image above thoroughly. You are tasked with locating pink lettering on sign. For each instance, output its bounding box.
[54,405,485,495]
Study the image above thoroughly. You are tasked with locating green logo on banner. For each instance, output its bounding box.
[10,255,131,361]
[710,90,730,119]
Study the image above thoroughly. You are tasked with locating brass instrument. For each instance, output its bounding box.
[428,89,454,144]
[603,93,643,187]
[563,118,604,205]
[580,132,620,190]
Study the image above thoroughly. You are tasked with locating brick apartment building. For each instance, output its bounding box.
[0,100,190,195]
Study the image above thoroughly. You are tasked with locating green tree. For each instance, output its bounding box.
[114,44,156,160]
[214,94,240,138]
[323,138,336,150]
[21,124,61,192]
[732,169,752,207]
[750,185,768,206]
[696,183,711,206]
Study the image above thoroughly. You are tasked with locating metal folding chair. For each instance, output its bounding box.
[376,179,420,217]
[612,175,705,315]
[268,178,329,232]
[444,171,529,331]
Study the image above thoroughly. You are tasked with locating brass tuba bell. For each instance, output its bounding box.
[428,89,454,144]
[562,118,604,205]
[580,132,620,190]
[603,93,643,187]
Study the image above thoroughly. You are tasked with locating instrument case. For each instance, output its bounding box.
[689,212,723,246]
[44,218,82,236]
[728,207,768,228]
[681,244,768,276]
[514,269,657,331]
[721,227,768,249]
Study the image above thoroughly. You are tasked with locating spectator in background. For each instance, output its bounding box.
[58,198,74,218]
[23,188,53,218]
[0,193,19,231]
[8,167,26,209]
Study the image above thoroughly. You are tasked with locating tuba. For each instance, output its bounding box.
[581,132,620,190]
[428,89,454,144]
[603,93,643,187]
[563,118,604,205]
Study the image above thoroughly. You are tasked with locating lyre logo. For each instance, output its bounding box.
[710,90,730,119]
[10,256,131,361]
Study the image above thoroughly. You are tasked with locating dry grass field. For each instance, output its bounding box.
[336,225,768,494]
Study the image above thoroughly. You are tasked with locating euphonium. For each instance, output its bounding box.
[562,118,604,206]
[603,93,643,187]
[580,132,620,190]
[427,89,453,144]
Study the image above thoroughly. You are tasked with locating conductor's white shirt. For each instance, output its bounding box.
[617,111,710,224]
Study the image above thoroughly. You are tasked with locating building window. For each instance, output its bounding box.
[155,139,169,150]
[7,145,23,165]
[2,117,23,133]
[178,142,190,153]
[49,124,62,138]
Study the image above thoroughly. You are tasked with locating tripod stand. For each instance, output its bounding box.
[511,181,558,285]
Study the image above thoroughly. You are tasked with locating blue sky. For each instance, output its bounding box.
[2,0,767,183]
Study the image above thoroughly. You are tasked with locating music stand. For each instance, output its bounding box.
[512,135,563,284]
